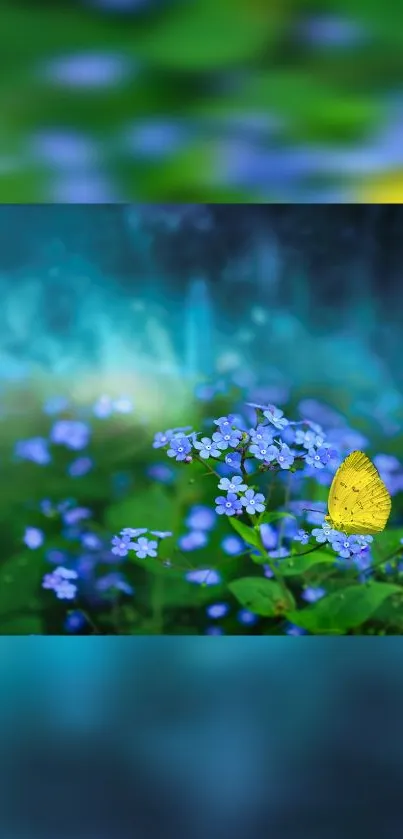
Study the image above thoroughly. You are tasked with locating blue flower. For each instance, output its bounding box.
[268,546,289,559]
[81,532,103,550]
[62,506,91,525]
[205,626,224,635]
[185,568,221,585]
[46,548,68,564]
[263,405,289,430]
[240,489,265,515]
[178,530,208,551]
[96,572,134,596]
[260,523,277,549]
[185,505,216,531]
[194,436,221,459]
[23,527,44,549]
[147,463,174,483]
[113,396,133,414]
[285,622,307,636]
[215,493,243,516]
[131,536,158,559]
[150,530,173,539]
[212,428,242,450]
[167,435,192,461]
[213,415,237,431]
[276,443,295,469]
[331,536,361,559]
[224,452,242,471]
[68,456,93,477]
[374,454,400,473]
[237,609,258,626]
[121,527,148,538]
[294,529,310,545]
[248,425,274,445]
[153,430,173,449]
[15,437,51,465]
[217,475,248,493]
[302,586,326,603]
[64,610,86,632]
[221,535,244,555]
[42,566,78,600]
[312,523,337,543]
[355,534,374,546]
[305,445,336,469]
[51,419,90,451]
[207,603,229,619]
[249,441,278,461]
[111,534,134,557]
[295,429,325,449]
[93,394,113,418]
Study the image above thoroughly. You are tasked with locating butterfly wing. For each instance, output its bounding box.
[328,450,391,535]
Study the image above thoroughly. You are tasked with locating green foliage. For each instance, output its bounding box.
[278,549,335,577]
[229,577,295,616]
[0,551,46,631]
[286,582,402,633]
[228,517,260,549]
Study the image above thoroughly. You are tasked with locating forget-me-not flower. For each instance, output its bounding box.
[215,493,243,516]
[167,436,192,461]
[194,436,221,459]
[217,475,248,494]
[240,489,265,515]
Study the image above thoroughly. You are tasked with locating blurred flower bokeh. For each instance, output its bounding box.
[3,0,403,201]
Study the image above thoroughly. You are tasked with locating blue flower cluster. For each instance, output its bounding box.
[152,404,340,523]
[150,402,383,571]
[111,528,172,558]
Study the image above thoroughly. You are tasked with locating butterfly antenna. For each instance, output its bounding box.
[302,507,324,513]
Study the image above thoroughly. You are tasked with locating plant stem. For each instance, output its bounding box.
[193,454,221,479]
[151,574,164,633]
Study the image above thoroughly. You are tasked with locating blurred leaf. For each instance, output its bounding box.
[229,576,295,616]
[135,0,279,71]
[0,615,44,634]
[238,71,381,141]
[286,582,402,633]
[259,511,296,524]
[229,517,260,548]
[279,549,335,576]
[0,551,46,617]
[372,528,403,559]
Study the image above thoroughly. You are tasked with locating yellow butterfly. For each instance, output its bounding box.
[324,450,391,535]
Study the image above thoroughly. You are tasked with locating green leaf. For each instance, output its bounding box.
[259,511,296,525]
[278,549,335,577]
[0,552,46,619]
[228,577,295,616]
[228,518,260,549]
[0,615,44,635]
[136,0,280,71]
[287,582,402,633]
[372,528,403,558]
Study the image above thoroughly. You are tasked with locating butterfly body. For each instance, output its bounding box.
[326,450,391,536]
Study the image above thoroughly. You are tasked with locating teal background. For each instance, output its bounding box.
[1,638,403,838]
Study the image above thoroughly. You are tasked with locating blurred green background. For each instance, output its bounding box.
[2,0,403,201]
[1,204,403,635]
